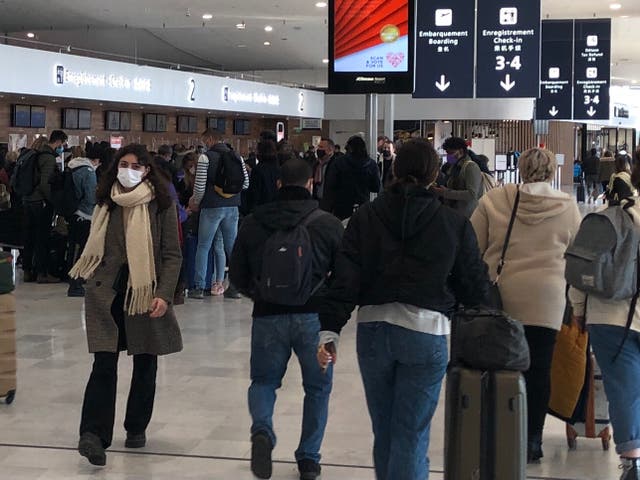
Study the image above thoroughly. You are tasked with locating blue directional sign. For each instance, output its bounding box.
[476,0,541,98]
[414,0,475,98]
[536,20,574,120]
[573,19,611,121]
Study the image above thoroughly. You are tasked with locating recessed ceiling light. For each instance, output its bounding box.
[236,22,246,30]
[610,3,622,10]
[26,32,35,38]
[264,25,273,32]
[621,15,630,18]
[202,13,213,20]
[322,58,329,64]
[264,41,271,46]
[633,80,638,84]
[237,44,247,48]
[316,1,328,7]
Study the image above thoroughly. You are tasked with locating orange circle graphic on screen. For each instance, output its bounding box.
[380,25,400,43]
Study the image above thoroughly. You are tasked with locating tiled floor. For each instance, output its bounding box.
[0,278,624,479]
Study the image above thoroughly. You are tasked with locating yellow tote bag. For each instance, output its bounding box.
[549,320,589,419]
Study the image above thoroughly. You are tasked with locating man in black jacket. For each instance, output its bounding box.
[230,159,344,480]
[23,130,68,283]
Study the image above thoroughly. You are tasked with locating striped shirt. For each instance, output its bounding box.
[192,148,249,206]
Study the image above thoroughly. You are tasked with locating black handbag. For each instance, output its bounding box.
[488,187,520,310]
[454,307,531,372]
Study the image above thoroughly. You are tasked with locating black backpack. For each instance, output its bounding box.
[212,149,245,198]
[258,209,326,306]
[10,149,41,197]
[50,165,88,217]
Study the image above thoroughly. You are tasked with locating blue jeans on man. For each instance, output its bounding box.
[248,314,333,463]
[194,207,238,288]
[357,322,448,480]
[589,324,640,455]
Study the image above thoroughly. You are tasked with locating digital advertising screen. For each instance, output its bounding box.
[329,0,415,94]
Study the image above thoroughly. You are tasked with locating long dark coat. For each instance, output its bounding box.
[83,201,183,355]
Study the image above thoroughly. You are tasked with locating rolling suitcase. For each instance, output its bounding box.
[445,309,528,480]
[577,183,586,203]
[566,351,611,451]
[445,368,527,480]
[0,252,16,405]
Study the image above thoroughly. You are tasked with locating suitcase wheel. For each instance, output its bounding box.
[600,428,612,451]
[4,389,15,405]
[566,424,578,451]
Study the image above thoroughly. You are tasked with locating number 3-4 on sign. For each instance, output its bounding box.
[495,55,522,71]
[584,95,600,105]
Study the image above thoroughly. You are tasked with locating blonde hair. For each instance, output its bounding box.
[5,151,18,163]
[519,148,557,183]
[70,146,85,159]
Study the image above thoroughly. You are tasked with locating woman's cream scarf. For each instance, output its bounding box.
[70,181,156,315]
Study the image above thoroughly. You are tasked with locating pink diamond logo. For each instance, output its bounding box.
[386,52,405,68]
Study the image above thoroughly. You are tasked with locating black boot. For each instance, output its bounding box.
[620,458,640,480]
[78,432,106,466]
[527,437,543,464]
[67,279,86,297]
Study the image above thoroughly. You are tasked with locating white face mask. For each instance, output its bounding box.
[117,167,144,189]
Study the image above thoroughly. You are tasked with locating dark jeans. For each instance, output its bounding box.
[183,232,214,290]
[23,202,53,275]
[357,322,448,480]
[67,215,91,280]
[248,314,332,463]
[523,325,558,447]
[79,294,157,448]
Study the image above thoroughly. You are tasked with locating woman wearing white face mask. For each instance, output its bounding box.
[70,144,183,467]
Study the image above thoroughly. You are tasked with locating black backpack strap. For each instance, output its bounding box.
[495,186,520,282]
[299,208,327,228]
[299,208,329,297]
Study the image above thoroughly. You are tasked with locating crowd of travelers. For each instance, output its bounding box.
[2,129,640,480]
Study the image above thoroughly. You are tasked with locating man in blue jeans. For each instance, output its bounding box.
[230,159,344,480]
[189,128,248,299]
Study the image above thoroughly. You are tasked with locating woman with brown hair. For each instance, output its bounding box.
[70,144,182,467]
[606,153,636,203]
[318,139,488,480]
[570,159,640,480]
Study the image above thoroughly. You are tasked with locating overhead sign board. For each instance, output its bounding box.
[0,44,324,119]
[536,20,574,120]
[413,0,475,98]
[476,0,541,98]
[573,19,611,121]
[328,0,415,94]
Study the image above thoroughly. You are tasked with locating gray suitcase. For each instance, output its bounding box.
[445,367,527,480]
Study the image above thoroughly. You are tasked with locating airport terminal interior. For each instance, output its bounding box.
[0,1,640,479]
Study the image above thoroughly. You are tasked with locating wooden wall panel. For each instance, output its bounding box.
[0,98,318,156]
[451,120,536,154]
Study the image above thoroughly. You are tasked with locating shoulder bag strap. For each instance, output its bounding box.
[495,186,520,282]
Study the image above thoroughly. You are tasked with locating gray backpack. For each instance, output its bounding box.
[565,202,640,300]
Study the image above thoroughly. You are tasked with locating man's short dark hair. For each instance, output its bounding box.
[260,130,277,143]
[158,144,172,157]
[320,137,335,149]
[442,136,468,152]
[280,159,312,187]
[49,130,68,144]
